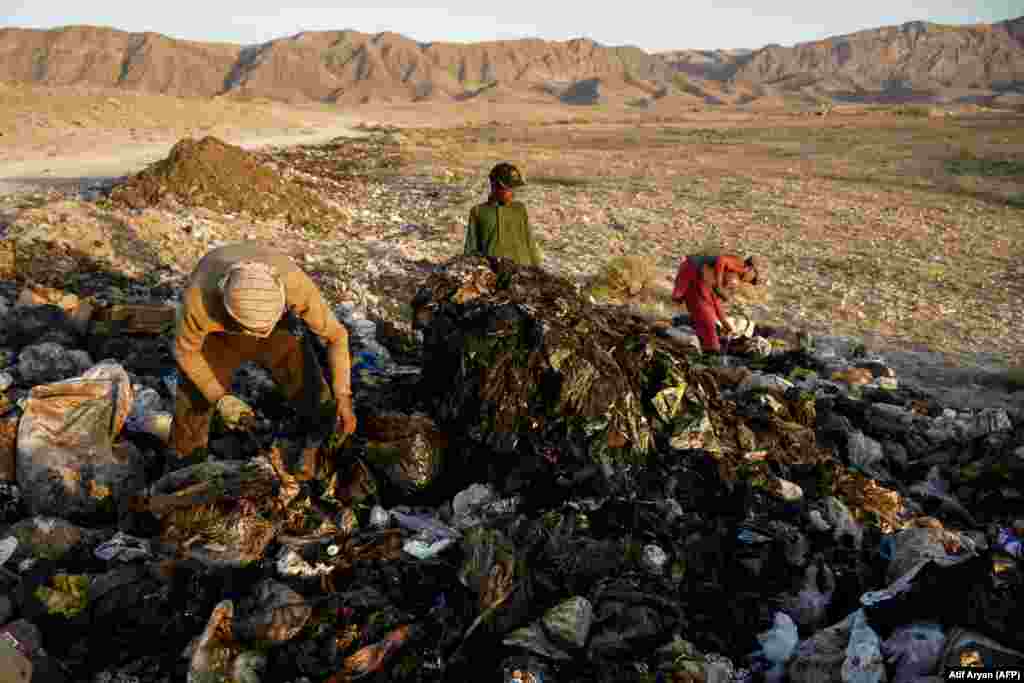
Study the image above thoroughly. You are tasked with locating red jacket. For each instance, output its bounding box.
[672,255,747,319]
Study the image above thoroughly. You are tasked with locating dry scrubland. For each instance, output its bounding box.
[357,106,1024,369]
[435,110,1024,368]
[2,88,1023,371]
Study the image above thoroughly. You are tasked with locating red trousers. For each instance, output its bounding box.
[672,258,723,352]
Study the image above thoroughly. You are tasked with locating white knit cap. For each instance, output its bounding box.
[219,261,285,334]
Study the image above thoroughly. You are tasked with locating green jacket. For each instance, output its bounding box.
[463,199,542,267]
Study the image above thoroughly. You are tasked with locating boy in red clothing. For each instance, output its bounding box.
[671,254,760,352]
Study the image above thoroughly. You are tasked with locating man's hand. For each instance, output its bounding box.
[216,394,256,430]
[335,390,357,437]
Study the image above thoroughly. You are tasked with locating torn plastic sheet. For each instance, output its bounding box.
[390,509,461,544]
[95,531,152,562]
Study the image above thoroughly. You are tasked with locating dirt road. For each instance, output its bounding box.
[0,121,368,195]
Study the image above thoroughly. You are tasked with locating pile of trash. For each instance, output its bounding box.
[108,136,346,229]
[0,256,1021,682]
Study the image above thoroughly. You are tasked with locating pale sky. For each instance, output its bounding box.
[2,1,1020,52]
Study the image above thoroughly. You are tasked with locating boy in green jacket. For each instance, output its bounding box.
[463,162,542,267]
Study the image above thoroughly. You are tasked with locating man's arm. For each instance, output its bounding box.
[714,255,747,290]
[672,260,693,303]
[463,206,480,256]
[523,208,542,267]
[288,272,351,397]
[173,293,227,406]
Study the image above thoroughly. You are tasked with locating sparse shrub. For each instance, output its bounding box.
[894,105,931,118]
[530,174,593,187]
[946,154,1024,177]
[593,255,658,300]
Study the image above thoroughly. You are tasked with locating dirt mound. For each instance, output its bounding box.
[109,136,344,228]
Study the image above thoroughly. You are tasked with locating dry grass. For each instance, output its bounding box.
[589,254,659,301]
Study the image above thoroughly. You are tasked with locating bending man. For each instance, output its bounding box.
[170,242,356,464]
[671,253,760,353]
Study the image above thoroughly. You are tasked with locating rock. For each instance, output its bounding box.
[234,580,312,645]
[541,596,593,649]
[16,343,93,385]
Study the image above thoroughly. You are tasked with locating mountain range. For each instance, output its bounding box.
[1,16,1022,107]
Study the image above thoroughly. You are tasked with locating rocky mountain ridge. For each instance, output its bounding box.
[1,16,1022,106]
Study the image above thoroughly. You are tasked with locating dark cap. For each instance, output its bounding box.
[489,162,526,188]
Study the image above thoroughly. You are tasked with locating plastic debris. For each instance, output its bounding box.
[542,597,593,649]
[0,536,16,566]
[755,612,799,682]
[841,609,886,683]
[996,528,1022,559]
[881,622,945,683]
[640,544,669,576]
[369,505,390,529]
[403,536,457,560]
[275,547,334,578]
[94,532,152,562]
[34,573,90,618]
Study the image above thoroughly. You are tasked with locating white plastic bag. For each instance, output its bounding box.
[841,609,887,683]
[757,612,799,683]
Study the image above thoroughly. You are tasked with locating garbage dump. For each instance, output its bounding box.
[0,257,1020,682]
